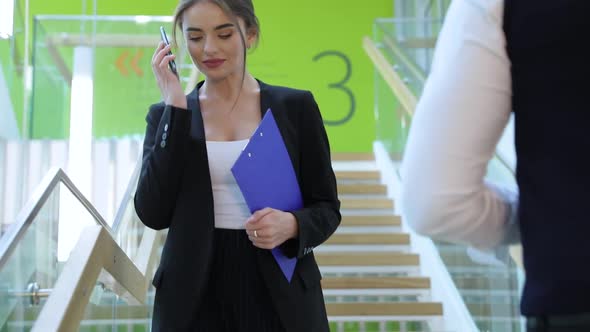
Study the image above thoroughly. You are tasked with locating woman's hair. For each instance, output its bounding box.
[172,0,260,108]
[172,0,260,53]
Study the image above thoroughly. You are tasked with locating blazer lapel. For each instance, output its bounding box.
[188,81,206,142]
[258,79,272,118]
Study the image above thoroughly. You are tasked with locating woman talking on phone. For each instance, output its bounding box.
[134,0,341,331]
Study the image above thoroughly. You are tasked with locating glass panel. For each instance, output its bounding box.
[112,172,145,263]
[374,71,411,161]
[29,16,195,140]
[89,19,187,140]
[331,322,410,332]
[78,269,154,332]
[375,18,443,96]
[372,18,525,332]
[395,0,452,21]
[0,140,5,234]
[75,167,160,332]
[435,242,523,331]
[29,19,71,139]
[0,180,103,332]
[372,18,443,162]
[0,185,60,332]
[0,2,25,135]
[328,321,446,332]
[112,197,144,263]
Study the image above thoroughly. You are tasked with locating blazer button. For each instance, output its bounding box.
[164,124,169,131]
[160,141,166,148]
[162,133,167,140]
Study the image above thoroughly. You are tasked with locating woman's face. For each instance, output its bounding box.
[182,1,255,82]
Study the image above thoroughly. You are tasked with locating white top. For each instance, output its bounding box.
[206,139,252,230]
[400,0,519,250]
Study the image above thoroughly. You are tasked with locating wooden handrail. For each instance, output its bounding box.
[32,225,147,331]
[382,34,426,84]
[362,36,417,116]
[107,223,161,302]
[45,38,73,86]
[0,166,160,331]
[363,35,523,271]
[0,168,112,271]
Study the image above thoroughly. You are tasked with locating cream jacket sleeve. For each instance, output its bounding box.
[401,0,519,250]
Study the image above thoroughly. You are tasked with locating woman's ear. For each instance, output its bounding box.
[246,27,258,48]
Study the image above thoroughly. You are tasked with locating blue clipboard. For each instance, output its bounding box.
[231,109,301,282]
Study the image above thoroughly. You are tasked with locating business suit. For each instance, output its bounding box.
[134,79,341,332]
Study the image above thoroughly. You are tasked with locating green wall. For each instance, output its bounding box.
[251,1,390,152]
[20,0,392,152]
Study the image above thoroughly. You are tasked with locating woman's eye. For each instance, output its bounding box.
[189,36,203,42]
[219,34,232,39]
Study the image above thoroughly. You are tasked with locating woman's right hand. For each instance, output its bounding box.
[152,41,187,109]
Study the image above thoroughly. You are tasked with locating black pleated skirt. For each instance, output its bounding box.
[190,228,286,332]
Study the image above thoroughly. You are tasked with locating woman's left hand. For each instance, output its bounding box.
[245,208,299,249]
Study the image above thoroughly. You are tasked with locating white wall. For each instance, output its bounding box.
[1,137,142,229]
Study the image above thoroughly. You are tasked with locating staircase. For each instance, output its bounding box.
[321,153,444,331]
[0,153,448,332]
[436,244,522,331]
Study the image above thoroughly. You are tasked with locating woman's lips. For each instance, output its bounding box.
[203,59,225,69]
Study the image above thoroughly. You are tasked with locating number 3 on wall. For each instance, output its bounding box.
[313,51,356,126]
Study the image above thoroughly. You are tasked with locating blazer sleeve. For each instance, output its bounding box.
[134,102,192,230]
[282,91,342,259]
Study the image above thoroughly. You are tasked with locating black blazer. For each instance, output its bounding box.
[134,80,341,332]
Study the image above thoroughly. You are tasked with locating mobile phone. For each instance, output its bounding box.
[159,26,178,76]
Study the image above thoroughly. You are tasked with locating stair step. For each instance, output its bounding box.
[331,153,375,161]
[326,302,443,316]
[452,276,519,291]
[466,302,519,317]
[336,170,380,180]
[341,198,394,209]
[326,233,410,245]
[341,215,401,226]
[12,302,441,323]
[316,252,420,266]
[322,277,430,289]
[338,183,387,195]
